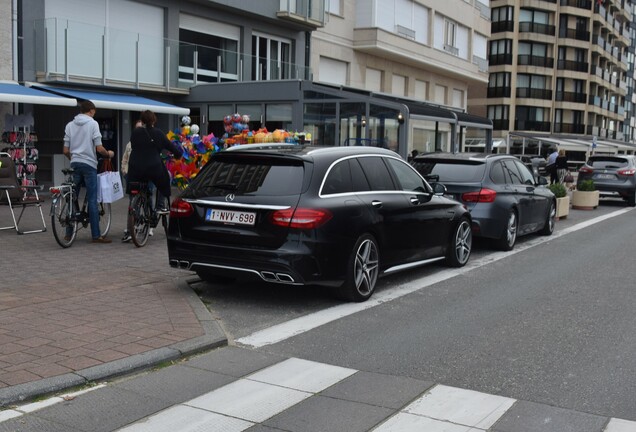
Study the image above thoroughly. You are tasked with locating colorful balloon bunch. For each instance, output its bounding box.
[165,118,219,189]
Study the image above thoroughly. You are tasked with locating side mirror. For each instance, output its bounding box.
[432,182,447,195]
[537,176,548,186]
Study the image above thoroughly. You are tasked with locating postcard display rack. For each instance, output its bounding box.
[1,130,39,186]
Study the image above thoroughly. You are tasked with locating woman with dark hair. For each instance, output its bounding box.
[127,110,183,211]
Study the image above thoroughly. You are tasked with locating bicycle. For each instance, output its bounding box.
[127,181,168,247]
[49,168,112,248]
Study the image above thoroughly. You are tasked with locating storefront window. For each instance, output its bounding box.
[208,104,233,139]
[368,104,399,151]
[265,104,293,131]
[340,102,366,146]
[237,104,263,130]
[304,103,336,146]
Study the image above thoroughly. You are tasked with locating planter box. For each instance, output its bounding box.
[556,196,570,219]
[571,190,599,210]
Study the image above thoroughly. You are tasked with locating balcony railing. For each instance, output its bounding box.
[518,22,556,36]
[514,120,551,132]
[487,87,511,98]
[33,18,312,92]
[489,53,513,65]
[517,55,555,68]
[515,120,550,132]
[559,0,592,9]
[557,59,589,72]
[492,119,509,130]
[516,88,553,99]
[558,28,590,42]
[554,123,585,133]
[492,21,514,33]
[555,91,587,103]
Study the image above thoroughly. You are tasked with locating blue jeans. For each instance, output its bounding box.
[70,162,101,239]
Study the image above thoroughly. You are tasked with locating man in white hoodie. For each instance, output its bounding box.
[63,100,114,243]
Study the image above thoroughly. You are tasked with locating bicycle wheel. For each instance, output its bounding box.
[51,191,78,248]
[98,202,112,237]
[128,194,150,247]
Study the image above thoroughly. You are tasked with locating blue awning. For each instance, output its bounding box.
[0,81,77,106]
[29,84,190,115]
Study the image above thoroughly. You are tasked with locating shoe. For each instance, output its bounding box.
[149,228,154,236]
[91,236,112,244]
[155,207,169,215]
[121,232,132,242]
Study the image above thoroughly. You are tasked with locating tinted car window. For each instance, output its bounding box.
[350,158,371,192]
[386,158,427,192]
[358,156,397,191]
[322,160,352,195]
[588,157,630,169]
[502,160,525,185]
[489,161,507,184]
[412,159,486,182]
[190,157,304,196]
[513,160,535,184]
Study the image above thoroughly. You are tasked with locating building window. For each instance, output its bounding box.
[444,20,458,55]
[252,33,292,81]
[491,6,514,32]
[327,0,342,15]
[435,85,447,105]
[366,68,383,92]
[392,74,407,97]
[452,89,464,109]
[415,79,428,100]
[319,57,348,86]
[488,105,509,130]
[179,29,239,83]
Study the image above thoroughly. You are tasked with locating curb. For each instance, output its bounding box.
[0,278,228,407]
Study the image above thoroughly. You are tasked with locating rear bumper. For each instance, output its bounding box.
[167,237,349,288]
[465,205,505,240]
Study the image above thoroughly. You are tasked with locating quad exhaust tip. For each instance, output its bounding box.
[260,271,295,284]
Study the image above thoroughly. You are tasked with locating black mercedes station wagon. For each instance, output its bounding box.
[167,145,472,302]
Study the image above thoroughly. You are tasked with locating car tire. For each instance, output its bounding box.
[495,209,518,251]
[446,217,472,267]
[539,200,556,236]
[339,234,379,302]
[628,190,636,207]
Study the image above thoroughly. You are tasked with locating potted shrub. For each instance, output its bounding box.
[572,179,599,210]
[548,183,569,219]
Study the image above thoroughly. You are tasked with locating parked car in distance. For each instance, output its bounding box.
[517,155,548,180]
[167,145,473,302]
[577,155,636,206]
[411,152,556,251]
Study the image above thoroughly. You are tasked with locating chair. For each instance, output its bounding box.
[0,152,47,234]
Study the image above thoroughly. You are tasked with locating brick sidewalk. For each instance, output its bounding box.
[0,195,227,406]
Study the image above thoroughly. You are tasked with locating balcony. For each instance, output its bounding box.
[517,55,555,68]
[32,18,312,93]
[277,0,326,28]
[559,0,592,10]
[518,22,556,36]
[555,91,587,103]
[516,88,553,99]
[492,119,510,130]
[488,87,511,98]
[558,27,590,42]
[489,53,513,66]
[514,120,551,132]
[557,59,589,72]
[554,123,585,133]
[492,21,515,33]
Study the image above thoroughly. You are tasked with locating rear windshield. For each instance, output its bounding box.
[587,157,630,169]
[411,159,486,182]
[185,156,304,197]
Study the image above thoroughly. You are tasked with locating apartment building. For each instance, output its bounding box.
[470,0,636,164]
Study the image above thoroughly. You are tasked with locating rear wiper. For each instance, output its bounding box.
[212,183,238,191]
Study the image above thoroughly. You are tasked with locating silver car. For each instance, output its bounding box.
[577,155,636,206]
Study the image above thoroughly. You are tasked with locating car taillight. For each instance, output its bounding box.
[461,188,497,203]
[269,208,333,229]
[617,168,636,176]
[579,166,594,173]
[169,197,194,218]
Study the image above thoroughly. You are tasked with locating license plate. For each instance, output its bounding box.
[595,174,614,180]
[205,208,256,225]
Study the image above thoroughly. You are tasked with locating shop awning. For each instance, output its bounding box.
[0,81,77,106]
[28,84,190,115]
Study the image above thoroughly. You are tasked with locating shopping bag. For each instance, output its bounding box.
[97,170,124,203]
[564,172,574,183]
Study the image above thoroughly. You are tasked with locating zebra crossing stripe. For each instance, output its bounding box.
[373,384,516,431]
[117,358,356,431]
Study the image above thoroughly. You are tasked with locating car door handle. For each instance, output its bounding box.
[371,200,383,208]
[410,197,420,205]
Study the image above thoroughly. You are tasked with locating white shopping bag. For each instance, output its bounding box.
[97,171,124,203]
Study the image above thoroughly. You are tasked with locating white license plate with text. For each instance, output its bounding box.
[205,208,256,225]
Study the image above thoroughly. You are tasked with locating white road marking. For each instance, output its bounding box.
[237,208,634,348]
[604,418,636,432]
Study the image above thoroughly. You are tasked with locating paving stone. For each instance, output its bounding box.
[492,400,608,432]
